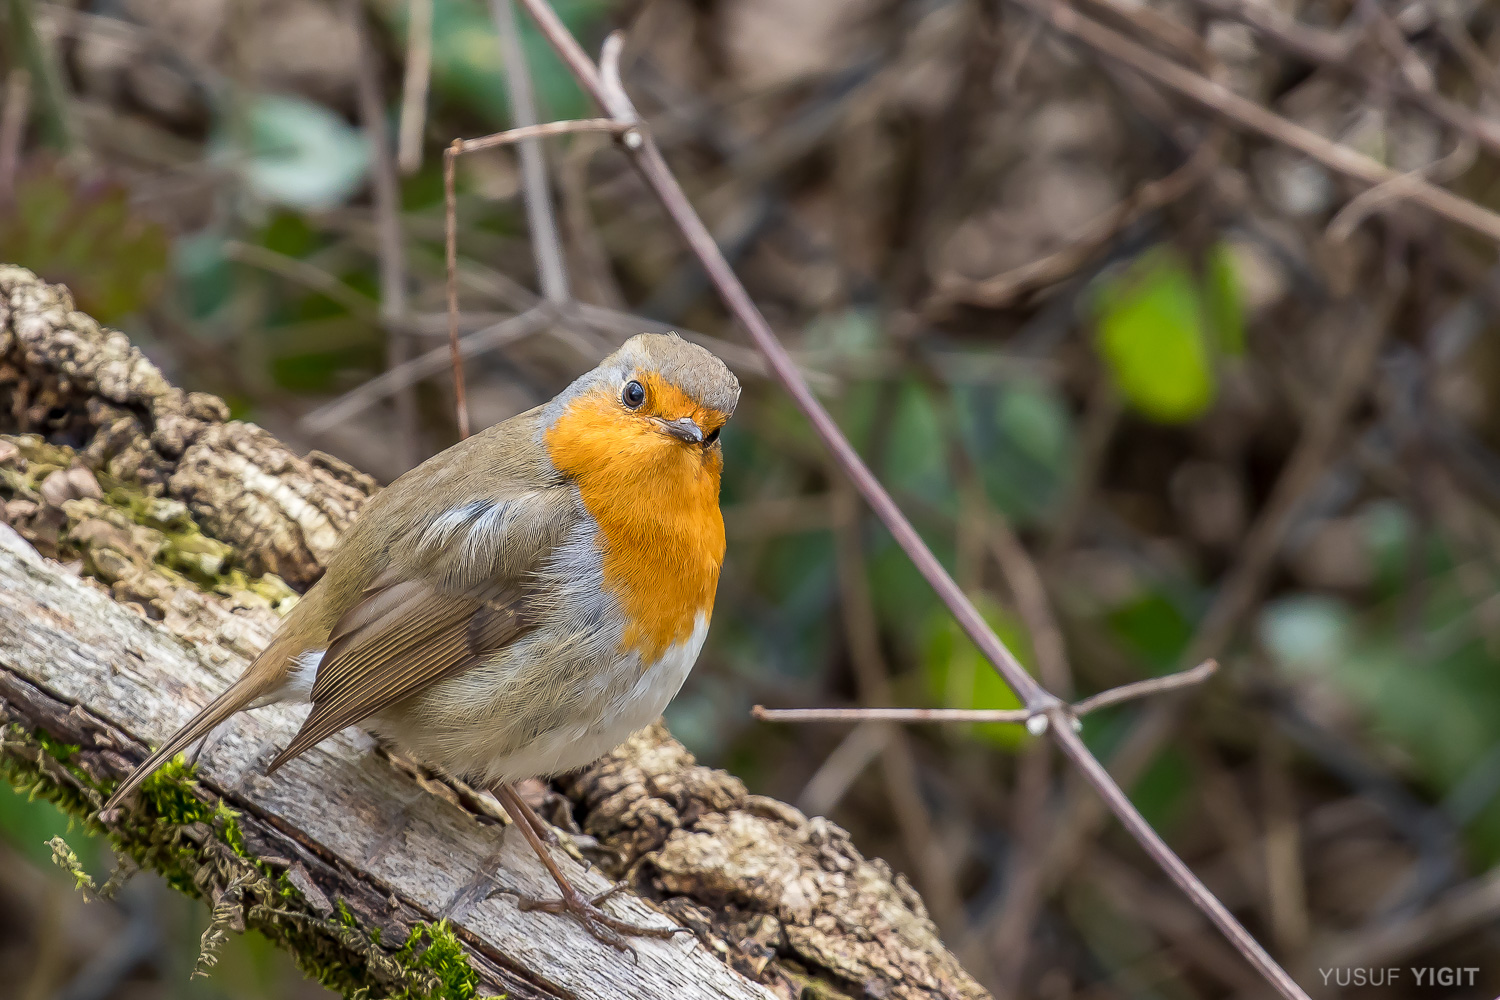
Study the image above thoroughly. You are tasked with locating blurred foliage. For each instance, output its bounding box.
[220,95,372,211]
[1260,502,1500,866]
[921,597,1034,749]
[0,168,170,323]
[1092,242,1243,424]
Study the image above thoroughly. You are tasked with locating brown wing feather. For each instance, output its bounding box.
[265,577,530,772]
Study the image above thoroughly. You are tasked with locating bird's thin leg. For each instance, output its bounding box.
[491,783,679,953]
[505,784,560,847]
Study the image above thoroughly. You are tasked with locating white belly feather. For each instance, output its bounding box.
[470,611,710,783]
[280,611,711,786]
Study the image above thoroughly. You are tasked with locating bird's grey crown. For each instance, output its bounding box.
[546,332,741,422]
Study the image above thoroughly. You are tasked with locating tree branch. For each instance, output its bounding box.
[0,264,986,1000]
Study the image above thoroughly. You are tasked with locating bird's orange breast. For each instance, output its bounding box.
[544,389,726,664]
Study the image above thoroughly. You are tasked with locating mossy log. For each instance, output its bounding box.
[0,265,989,1000]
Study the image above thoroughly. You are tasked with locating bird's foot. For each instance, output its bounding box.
[492,881,683,955]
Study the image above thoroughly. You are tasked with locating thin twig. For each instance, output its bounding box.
[982,503,1073,697]
[1010,0,1500,245]
[397,0,434,175]
[490,0,570,303]
[1327,134,1477,244]
[350,0,419,468]
[497,5,1314,995]
[1072,659,1219,715]
[753,660,1218,725]
[1316,865,1500,970]
[1260,732,1311,953]
[558,133,628,309]
[1436,15,1500,104]
[1045,371,1122,562]
[454,119,630,154]
[990,737,1053,993]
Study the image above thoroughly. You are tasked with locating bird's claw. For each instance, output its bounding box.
[491,881,684,957]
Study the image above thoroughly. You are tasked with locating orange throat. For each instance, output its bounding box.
[545,389,726,663]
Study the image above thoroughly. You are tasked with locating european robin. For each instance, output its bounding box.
[103,333,740,948]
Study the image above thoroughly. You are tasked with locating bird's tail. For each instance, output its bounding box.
[101,673,273,815]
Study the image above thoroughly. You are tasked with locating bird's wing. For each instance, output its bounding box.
[265,483,577,772]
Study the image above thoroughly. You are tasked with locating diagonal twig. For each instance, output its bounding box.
[443,145,470,440]
[221,239,380,321]
[505,4,1313,996]
[925,138,1217,314]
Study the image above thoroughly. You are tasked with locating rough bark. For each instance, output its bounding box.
[0,265,988,1000]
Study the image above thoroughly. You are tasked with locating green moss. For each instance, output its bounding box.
[139,758,248,855]
[35,730,79,762]
[2,725,482,999]
[395,922,482,1000]
[47,834,98,893]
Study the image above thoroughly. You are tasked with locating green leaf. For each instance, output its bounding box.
[217,94,370,210]
[1092,246,1216,423]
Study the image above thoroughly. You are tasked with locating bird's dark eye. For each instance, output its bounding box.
[623,380,646,408]
[704,427,721,445]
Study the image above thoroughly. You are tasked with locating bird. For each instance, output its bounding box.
[101,332,740,949]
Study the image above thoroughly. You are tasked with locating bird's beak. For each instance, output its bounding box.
[657,415,705,444]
